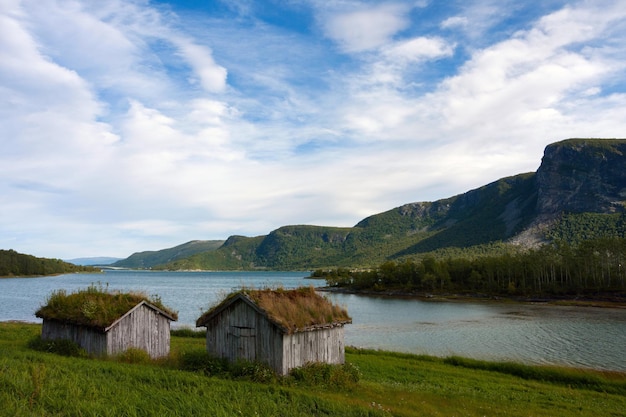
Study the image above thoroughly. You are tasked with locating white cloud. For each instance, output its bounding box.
[325,35,454,137]
[382,36,454,63]
[0,0,120,191]
[434,3,626,133]
[440,16,468,29]
[16,0,179,108]
[319,3,411,53]
[0,12,98,118]
[174,39,228,92]
[21,1,138,80]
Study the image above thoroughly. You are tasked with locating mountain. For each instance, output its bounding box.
[65,257,122,266]
[112,240,224,268]
[146,138,626,270]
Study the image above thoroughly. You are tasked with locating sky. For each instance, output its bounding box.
[2,0,626,260]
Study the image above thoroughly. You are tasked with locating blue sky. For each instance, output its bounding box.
[2,0,626,259]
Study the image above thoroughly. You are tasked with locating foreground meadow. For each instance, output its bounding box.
[1,322,624,416]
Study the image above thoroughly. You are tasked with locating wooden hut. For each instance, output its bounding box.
[196,286,351,375]
[36,287,177,358]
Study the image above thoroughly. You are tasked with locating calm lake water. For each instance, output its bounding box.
[1,270,625,371]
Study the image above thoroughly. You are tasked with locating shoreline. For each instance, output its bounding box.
[4,321,624,374]
[0,271,103,279]
[317,286,626,308]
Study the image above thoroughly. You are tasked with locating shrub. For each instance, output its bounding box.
[179,350,228,376]
[116,348,151,364]
[289,362,360,390]
[171,327,205,338]
[28,336,86,357]
[177,350,277,383]
[229,359,277,384]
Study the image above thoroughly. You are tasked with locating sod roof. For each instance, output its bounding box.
[36,285,178,331]
[196,286,351,333]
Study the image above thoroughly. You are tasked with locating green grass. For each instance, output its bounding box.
[1,322,625,416]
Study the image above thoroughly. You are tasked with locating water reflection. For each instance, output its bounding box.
[329,293,626,370]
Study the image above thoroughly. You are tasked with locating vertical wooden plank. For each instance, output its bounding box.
[42,320,107,357]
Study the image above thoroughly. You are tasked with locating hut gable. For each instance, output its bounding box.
[36,286,177,358]
[104,301,176,332]
[196,287,351,375]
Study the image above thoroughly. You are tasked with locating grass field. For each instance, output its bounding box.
[1,322,625,416]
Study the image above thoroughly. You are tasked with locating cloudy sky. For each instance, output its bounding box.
[2,0,626,260]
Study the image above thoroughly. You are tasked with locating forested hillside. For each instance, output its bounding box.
[0,250,97,277]
[317,237,626,299]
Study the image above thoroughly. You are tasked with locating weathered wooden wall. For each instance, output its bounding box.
[203,299,347,375]
[41,320,108,356]
[204,300,284,371]
[107,304,171,358]
[41,304,171,358]
[281,326,345,375]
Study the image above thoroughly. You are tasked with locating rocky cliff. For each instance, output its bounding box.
[536,139,626,215]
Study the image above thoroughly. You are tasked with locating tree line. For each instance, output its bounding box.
[313,237,626,297]
[0,249,97,277]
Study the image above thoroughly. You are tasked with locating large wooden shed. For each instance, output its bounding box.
[196,286,351,375]
[36,287,177,358]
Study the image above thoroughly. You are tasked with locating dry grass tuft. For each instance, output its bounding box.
[36,283,178,330]
[244,286,351,332]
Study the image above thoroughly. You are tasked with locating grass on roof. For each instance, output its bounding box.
[199,286,351,333]
[36,283,178,330]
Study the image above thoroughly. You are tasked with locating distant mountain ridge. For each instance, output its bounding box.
[115,138,626,270]
[112,240,224,268]
[65,257,122,266]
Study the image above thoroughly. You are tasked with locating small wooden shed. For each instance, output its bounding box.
[196,286,351,375]
[36,287,177,358]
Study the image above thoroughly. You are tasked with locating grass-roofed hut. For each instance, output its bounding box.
[196,286,351,375]
[36,285,177,358]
